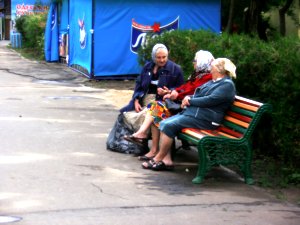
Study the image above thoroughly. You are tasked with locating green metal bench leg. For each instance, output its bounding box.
[192,144,208,184]
[244,164,254,185]
[242,143,254,185]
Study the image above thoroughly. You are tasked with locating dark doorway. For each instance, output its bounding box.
[4,18,9,40]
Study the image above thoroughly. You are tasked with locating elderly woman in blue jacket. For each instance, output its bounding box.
[120,43,184,113]
[142,58,237,170]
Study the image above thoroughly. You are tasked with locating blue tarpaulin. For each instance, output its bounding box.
[93,0,220,78]
[69,0,92,74]
[44,3,59,62]
[59,0,69,31]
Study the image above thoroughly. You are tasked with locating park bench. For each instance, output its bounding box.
[177,96,272,185]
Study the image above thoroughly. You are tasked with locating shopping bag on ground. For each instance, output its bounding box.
[106,113,147,155]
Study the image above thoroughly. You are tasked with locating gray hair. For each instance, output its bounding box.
[151,43,168,62]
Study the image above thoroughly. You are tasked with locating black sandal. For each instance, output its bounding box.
[124,135,148,147]
[152,161,174,171]
[141,159,155,169]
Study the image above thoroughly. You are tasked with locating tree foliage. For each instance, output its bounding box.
[222,0,297,40]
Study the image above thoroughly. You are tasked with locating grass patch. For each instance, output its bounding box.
[252,157,300,188]
[84,79,135,90]
[8,45,44,61]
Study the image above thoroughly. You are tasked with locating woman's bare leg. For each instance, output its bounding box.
[141,124,160,160]
[153,132,173,165]
[132,113,154,139]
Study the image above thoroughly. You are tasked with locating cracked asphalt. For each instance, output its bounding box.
[0,40,299,225]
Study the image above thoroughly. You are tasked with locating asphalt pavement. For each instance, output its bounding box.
[0,40,299,225]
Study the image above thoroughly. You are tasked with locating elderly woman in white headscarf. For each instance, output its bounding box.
[124,50,216,159]
[165,50,215,101]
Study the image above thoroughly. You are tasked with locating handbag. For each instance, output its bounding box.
[165,99,182,114]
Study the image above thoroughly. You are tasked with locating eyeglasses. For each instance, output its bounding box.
[156,56,167,60]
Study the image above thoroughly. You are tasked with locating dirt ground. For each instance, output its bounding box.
[84,79,135,109]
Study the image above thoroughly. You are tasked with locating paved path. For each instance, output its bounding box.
[0,41,299,225]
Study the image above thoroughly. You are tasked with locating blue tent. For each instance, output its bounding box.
[54,0,221,78]
[44,2,59,62]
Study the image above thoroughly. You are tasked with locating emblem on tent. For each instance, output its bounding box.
[78,15,86,49]
[51,5,57,30]
[130,16,179,54]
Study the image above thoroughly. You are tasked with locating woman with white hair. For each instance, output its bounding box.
[142,57,237,170]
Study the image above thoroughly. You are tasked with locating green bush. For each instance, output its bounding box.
[138,30,220,76]
[138,30,300,184]
[15,15,28,42]
[15,13,47,58]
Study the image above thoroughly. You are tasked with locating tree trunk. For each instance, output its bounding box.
[244,0,268,40]
[279,0,294,36]
[257,0,268,41]
[225,0,235,33]
[248,0,258,34]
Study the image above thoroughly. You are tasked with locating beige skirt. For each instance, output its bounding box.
[123,94,156,132]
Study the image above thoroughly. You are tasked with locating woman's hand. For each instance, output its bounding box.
[169,90,179,100]
[134,99,143,112]
[157,86,171,96]
[181,96,191,108]
[163,93,171,100]
[163,90,179,100]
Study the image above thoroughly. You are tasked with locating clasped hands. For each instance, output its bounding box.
[162,87,190,109]
[134,86,187,112]
[181,96,191,108]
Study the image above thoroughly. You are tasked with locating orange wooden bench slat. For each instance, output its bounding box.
[233,101,259,112]
[181,128,206,139]
[200,130,219,137]
[224,115,250,128]
[215,131,238,139]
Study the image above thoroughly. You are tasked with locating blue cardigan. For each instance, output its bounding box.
[183,77,236,124]
[120,60,184,112]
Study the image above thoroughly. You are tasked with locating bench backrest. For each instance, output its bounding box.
[180,96,272,142]
[216,96,272,140]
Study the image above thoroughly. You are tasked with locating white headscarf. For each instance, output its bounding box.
[151,43,168,62]
[194,50,215,73]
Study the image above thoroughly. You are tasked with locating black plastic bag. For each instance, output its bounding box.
[106,113,148,155]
